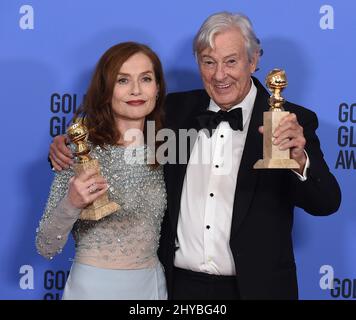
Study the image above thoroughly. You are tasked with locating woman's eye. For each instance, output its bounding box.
[226,59,237,66]
[142,76,152,82]
[117,78,128,84]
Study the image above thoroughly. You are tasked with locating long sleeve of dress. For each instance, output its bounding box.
[36,169,81,259]
[37,145,167,269]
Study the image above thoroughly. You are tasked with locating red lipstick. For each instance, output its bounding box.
[126,100,145,106]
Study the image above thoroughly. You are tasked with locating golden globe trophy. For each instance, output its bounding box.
[254,69,300,169]
[67,118,120,220]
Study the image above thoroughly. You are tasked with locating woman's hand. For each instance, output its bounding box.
[67,168,108,209]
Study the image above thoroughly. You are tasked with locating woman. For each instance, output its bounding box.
[36,42,167,299]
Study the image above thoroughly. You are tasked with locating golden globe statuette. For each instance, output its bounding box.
[67,119,120,220]
[254,69,300,169]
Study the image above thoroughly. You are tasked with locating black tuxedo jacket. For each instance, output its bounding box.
[158,77,341,299]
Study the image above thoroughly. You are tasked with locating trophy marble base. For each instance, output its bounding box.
[254,158,299,169]
[254,111,300,170]
[80,200,120,221]
[73,159,120,221]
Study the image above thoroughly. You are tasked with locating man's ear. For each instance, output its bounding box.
[250,51,259,73]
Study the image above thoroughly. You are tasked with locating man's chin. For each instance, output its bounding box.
[213,98,235,110]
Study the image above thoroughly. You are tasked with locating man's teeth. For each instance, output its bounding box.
[216,84,231,88]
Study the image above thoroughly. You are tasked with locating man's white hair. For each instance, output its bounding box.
[193,11,262,63]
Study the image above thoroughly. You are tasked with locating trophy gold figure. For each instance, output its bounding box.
[67,119,120,220]
[254,69,300,169]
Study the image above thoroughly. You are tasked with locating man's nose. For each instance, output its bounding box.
[213,63,226,81]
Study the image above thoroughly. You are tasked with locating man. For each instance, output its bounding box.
[49,12,341,299]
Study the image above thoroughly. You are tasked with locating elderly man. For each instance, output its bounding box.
[49,12,341,299]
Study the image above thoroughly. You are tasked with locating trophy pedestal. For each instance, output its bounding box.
[254,158,300,169]
[254,111,300,169]
[73,159,120,221]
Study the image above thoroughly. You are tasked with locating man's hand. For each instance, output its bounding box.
[67,169,108,209]
[258,113,307,174]
[49,135,74,171]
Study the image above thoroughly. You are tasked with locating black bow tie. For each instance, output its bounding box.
[196,108,243,137]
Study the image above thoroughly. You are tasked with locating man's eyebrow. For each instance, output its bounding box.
[223,54,238,59]
[200,53,238,59]
[200,54,215,59]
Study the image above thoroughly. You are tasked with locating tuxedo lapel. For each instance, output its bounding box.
[166,90,210,232]
[230,78,270,240]
[165,82,270,238]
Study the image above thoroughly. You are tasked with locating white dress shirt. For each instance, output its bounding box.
[174,80,257,275]
[174,79,310,275]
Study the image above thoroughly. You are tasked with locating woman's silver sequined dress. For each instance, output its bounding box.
[36,144,167,270]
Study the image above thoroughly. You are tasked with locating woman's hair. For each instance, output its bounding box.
[74,41,166,166]
[193,11,262,63]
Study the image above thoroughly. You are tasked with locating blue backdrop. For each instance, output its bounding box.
[0,0,354,300]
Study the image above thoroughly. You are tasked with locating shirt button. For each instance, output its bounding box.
[210,193,214,197]
[206,225,210,230]
[220,134,224,138]
[215,165,219,168]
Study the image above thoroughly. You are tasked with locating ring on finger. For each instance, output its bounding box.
[88,183,97,194]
